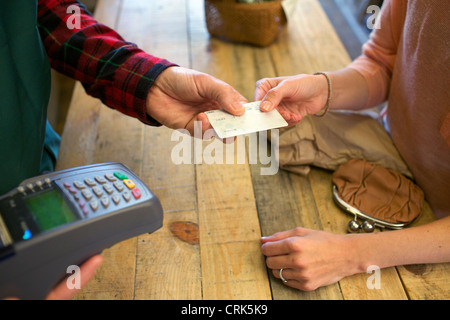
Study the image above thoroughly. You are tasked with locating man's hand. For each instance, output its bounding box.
[4,255,103,300]
[146,67,246,136]
[45,255,103,300]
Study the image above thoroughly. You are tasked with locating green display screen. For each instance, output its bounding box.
[24,189,78,231]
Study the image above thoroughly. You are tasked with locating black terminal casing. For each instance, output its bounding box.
[0,162,163,300]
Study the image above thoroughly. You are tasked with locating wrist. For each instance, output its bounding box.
[313,72,332,117]
[344,231,404,276]
[341,233,374,275]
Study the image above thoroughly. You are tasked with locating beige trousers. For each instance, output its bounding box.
[272,110,413,179]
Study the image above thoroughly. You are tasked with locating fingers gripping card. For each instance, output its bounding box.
[205,101,288,139]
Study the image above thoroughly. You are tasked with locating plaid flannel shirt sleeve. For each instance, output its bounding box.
[37,0,177,125]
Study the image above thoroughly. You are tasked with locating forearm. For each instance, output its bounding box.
[326,68,371,112]
[349,216,450,273]
[37,0,176,125]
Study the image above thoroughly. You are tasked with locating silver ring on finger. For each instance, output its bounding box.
[279,268,288,283]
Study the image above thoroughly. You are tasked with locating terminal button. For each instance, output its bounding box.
[131,187,141,199]
[123,179,135,189]
[103,183,114,194]
[92,186,103,197]
[73,181,86,189]
[113,172,128,180]
[35,180,44,190]
[90,199,99,211]
[105,173,117,182]
[113,181,124,192]
[95,175,107,184]
[100,196,109,208]
[78,199,86,208]
[81,189,93,200]
[112,194,121,205]
[84,178,96,187]
[122,191,131,202]
[68,187,77,194]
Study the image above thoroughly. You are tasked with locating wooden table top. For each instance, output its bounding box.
[56,0,449,300]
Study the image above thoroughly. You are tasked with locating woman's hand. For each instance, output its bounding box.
[254,74,329,126]
[261,227,362,291]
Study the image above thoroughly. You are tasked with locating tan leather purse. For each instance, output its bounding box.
[332,159,424,232]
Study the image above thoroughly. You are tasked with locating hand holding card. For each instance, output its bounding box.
[205,101,288,139]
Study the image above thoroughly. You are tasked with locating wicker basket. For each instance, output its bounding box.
[204,0,287,47]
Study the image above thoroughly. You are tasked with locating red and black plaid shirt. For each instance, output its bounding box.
[37,0,177,125]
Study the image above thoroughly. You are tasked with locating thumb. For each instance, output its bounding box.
[259,81,290,112]
[199,76,247,116]
[46,255,103,300]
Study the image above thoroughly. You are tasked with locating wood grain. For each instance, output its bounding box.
[55,0,449,300]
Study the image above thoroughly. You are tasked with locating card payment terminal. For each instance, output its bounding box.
[0,162,163,299]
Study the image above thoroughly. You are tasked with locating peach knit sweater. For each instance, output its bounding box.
[349,0,450,217]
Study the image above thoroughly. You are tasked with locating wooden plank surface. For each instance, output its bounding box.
[135,125,201,300]
[196,143,271,299]
[55,0,450,300]
[188,0,272,299]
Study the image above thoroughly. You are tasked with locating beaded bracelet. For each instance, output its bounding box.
[313,72,332,117]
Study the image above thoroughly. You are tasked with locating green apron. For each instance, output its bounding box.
[0,0,60,195]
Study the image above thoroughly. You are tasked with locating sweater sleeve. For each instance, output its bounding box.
[348,0,407,108]
[37,0,178,125]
